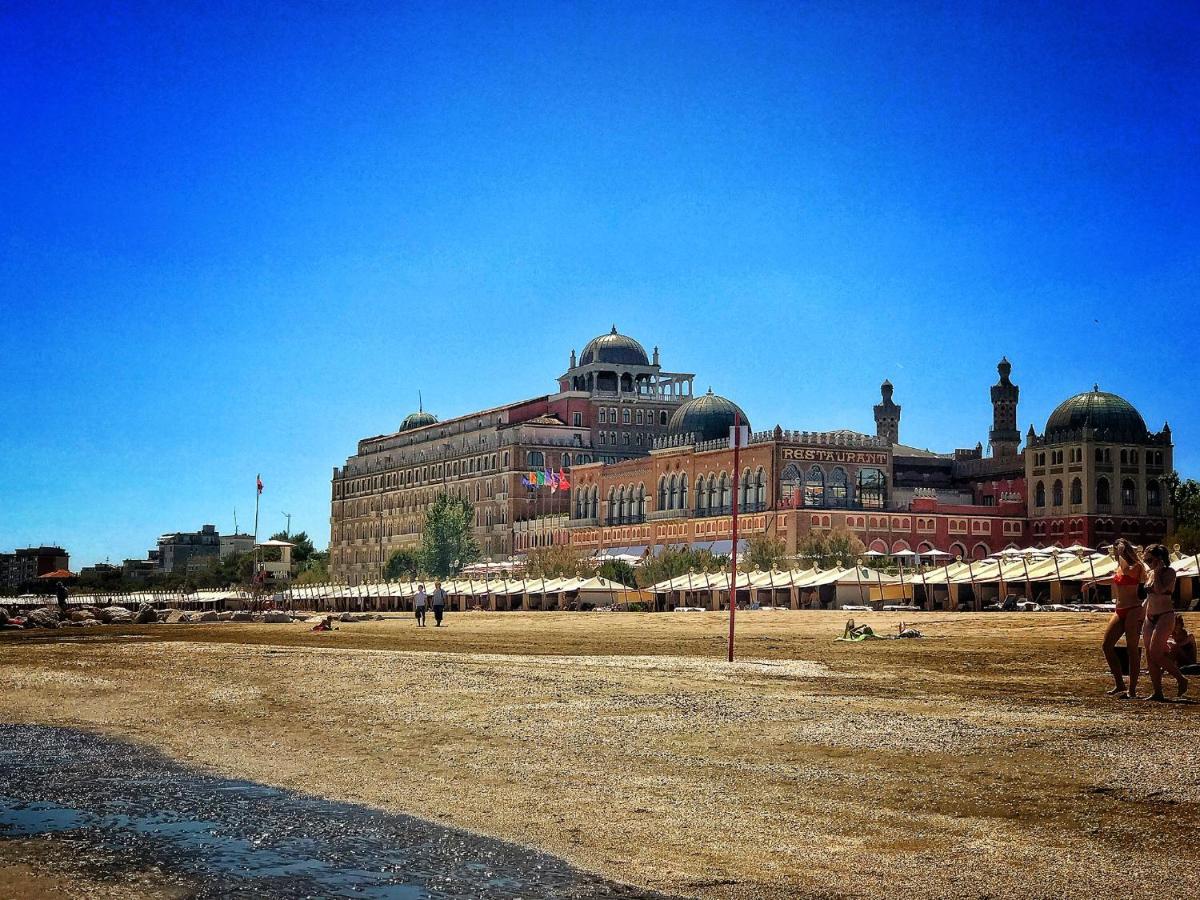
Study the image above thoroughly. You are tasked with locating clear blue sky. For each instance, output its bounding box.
[2,2,1197,566]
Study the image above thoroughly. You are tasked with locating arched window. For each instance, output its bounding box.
[739,469,751,507]
[590,486,599,519]
[719,472,731,510]
[659,411,668,427]
[637,484,646,520]
[804,465,825,507]
[607,487,616,524]
[528,450,545,467]
[828,467,849,507]
[1052,479,1063,507]
[696,476,707,513]
[617,486,627,522]
[1035,481,1046,508]
[708,475,718,512]
[857,468,885,510]
[1122,479,1136,508]
[780,464,803,508]
[680,474,688,510]
[754,468,766,507]
[1070,478,1082,505]
[1097,477,1111,506]
[669,474,679,510]
[657,477,667,510]
[1148,479,1161,508]
[562,453,571,468]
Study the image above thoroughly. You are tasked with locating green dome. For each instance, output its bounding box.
[579,326,649,366]
[1044,387,1147,443]
[400,410,438,431]
[667,389,750,442]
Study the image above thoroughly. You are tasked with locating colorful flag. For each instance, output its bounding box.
[557,468,571,491]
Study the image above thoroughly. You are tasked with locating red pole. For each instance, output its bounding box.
[728,412,741,662]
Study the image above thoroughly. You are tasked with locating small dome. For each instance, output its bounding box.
[1044,387,1147,443]
[667,389,750,442]
[579,325,650,366]
[400,410,438,431]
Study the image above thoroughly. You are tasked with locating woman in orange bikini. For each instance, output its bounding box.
[1101,538,1144,698]
[1142,544,1187,701]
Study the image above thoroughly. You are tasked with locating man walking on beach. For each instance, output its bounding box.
[414,583,427,627]
[54,580,69,618]
[432,580,447,627]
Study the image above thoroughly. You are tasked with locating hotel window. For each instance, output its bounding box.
[660,411,668,426]
[1035,481,1045,507]
[803,465,825,507]
[1070,478,1082,505]
[828,467,849,507]
[1052,479,1063,506]
[1121,479,1136,507]
[599,408,607,424]
[857,468,886,510]
[636,409,643,425]
[622,409,631,425]
[623,432,630,445]
[1148,480,1161,508]
[609,408,617,423]
[573,412,582,427]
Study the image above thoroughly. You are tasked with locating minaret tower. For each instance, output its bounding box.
[873,380,901,444]
[989,357,1021,458]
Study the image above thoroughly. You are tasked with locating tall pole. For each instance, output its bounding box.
[728,412,742,663]
[254,474,261,590]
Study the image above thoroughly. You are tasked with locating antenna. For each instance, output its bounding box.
[282,512,292,538]
[419,389,423,412]
[233,508,238,534]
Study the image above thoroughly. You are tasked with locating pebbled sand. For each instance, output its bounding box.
[1,610,1198,899]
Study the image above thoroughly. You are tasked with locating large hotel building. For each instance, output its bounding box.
[330,328,1174,582]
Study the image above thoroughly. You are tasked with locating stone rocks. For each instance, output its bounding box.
[216,611,234,621]
[259,611,292,623]
[133,605,158,625]
[231,611,254,622]
[194,610,219,623]
[95,606,134,624]
[25,607,62,629]
[68,609,95,622]
[161,609,191,624]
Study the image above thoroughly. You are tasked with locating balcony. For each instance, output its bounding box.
[572,516,599,527]
[649,508,693,521]
[604,516,646,526]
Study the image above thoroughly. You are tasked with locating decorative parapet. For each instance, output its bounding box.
[652,428,889,452]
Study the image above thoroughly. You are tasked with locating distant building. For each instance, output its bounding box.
[0,546,70,592]
[156,525,220,574]
[220,533,256,559]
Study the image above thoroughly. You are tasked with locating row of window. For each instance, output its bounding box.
[779,464,887,510]
[1033,477,1161,508]
[596,407,671,426]
[1031,448,1166,467]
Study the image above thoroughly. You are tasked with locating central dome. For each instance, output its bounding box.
[667,389,750,442]
[1044,387,1147,443]
[579,326,650,367]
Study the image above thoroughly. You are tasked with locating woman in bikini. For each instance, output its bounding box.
[1141,544,1188,701]
[1101,538,1144,698]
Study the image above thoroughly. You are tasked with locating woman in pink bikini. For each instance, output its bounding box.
[1101,539,1144,698]
[1141,544,1188,701]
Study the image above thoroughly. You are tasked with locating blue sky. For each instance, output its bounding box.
[2,2,1197,566]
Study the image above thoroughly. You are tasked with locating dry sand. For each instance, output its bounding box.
[1,610,1198,899]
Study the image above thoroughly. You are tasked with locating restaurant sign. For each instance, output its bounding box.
[780,446,889,466]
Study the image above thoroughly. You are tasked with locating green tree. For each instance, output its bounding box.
[596,559,636,586]
[741,533,789,572]
[270,530,316,565]
[419,493,480,577]
[384,548,421,581]
[526,545,591,578]
[635,545,727,589]
[795,527,865,569]
[1168,524,1200,555]
[1164,472,1200,529]
[295,551,330,584]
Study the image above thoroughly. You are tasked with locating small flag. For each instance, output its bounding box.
[558,468,571,491]
[257,475,263,495]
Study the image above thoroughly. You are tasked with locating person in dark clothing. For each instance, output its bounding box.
[54,581,69,617]
[431,581,447,626]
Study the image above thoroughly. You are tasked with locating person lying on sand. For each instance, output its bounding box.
[837,619,923,642]
[1168,616,1197,676]
[312,616,336,632]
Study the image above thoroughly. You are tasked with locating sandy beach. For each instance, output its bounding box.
[2,610,1198,899]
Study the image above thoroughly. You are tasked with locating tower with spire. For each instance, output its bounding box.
[873,380,901,444]
[989,357,1020,458]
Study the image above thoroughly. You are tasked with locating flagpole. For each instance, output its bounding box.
[253,474,261,594]
[728,413,741,663]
